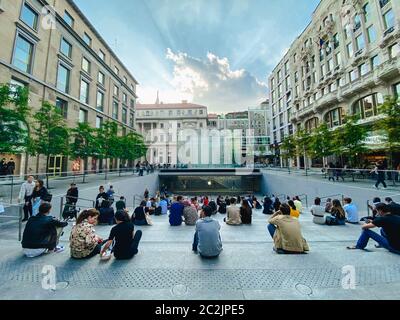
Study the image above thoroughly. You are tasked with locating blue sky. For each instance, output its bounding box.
[74,0,320,113]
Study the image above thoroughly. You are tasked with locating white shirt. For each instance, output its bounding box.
[19,181,35,200]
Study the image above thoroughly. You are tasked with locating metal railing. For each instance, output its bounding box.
[0,203,23,241]
[59,196,96,220]
[0,166,159,205]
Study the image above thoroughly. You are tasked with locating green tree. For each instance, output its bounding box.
[31,102,70,188]
[0,84,30,155]
[280,135,297,165]
[333,115,368,167]
[376,95,400,169]
[295,128,312,168]
[96,121,120,175]
[70,122,99,174]
[118,132,147,166]
[308,123,334,165]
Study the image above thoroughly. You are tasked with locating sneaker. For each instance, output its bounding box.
[100,250,112,261]
[54,246,65,253]
[374,185,378,189]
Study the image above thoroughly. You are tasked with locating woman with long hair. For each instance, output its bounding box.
[240,199,252,224]
[70,209,104,259]
[31,179,49,216]
[288,200,300,219]
[326,199,346,226]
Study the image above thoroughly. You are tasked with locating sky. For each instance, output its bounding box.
[74,0,321,113]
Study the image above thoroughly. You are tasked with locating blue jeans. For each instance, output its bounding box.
[356,229,400,254]
[192,231,199,251]
[267,224,276,238]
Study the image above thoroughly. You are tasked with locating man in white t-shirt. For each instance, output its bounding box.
[310,197,326,225]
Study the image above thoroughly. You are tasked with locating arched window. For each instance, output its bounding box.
[352,93,384,119]
[305,117,319,133]
[324,107,344,129]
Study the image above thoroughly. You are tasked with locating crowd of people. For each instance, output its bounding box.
[18,178,400,262]
[0,158,16,176]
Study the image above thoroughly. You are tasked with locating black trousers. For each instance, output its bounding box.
[114,230,142,260]
[375,175,387,188]
[23,196,32,220]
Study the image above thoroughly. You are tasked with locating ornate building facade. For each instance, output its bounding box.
[269,0,400,167]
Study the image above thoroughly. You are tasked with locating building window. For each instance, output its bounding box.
[60,38,72,58]
[123,93,127,104]
[56,98,68,119]
[99,50,105,61]
[56,64,70,93]
[20,3,38,30]
[356,34,365,51]
[359,63,369,76]
[83,32,92,46]
[347,42,354,58]
[79,108,88,123]
[394,83,400,97]
[13,34,34,73]
[63,11,74,28]
[363,3,371,22]
[96,91,104,112]
[113,85,119,97]
[305,117,319,133]
[352,93,384,119]
[383,9,395,30]
[130,113,134,128]
[98,71,105,85]
[114,66,119,75]
[96,116,103,129]
[349,69,359,82]
[79,79,89,104]
[325,108,344,128]
[130,99,135,108]
[389,43,400,59]
[367,26,377,43]
[123,76,127,84]
[122,108,127,124]
[112,101,119,119]
[371,55,380,69]
[82,57,91,73]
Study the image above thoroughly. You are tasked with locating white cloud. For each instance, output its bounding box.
[146,48,268,113]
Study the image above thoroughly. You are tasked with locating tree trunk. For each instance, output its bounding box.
[46,155,50,189]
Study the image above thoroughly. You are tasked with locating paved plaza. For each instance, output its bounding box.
[1,198,400,300]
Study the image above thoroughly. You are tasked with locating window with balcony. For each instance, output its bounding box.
[352,93,384,119]
[325,108,344,128]
[383,9,395,31]
[21,3,38,30]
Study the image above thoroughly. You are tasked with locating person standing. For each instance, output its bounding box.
[328,162,335,182]
[372,160,387,189]
[18,176,35,222]
[31,180,50,216]
[7,158,15,175]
